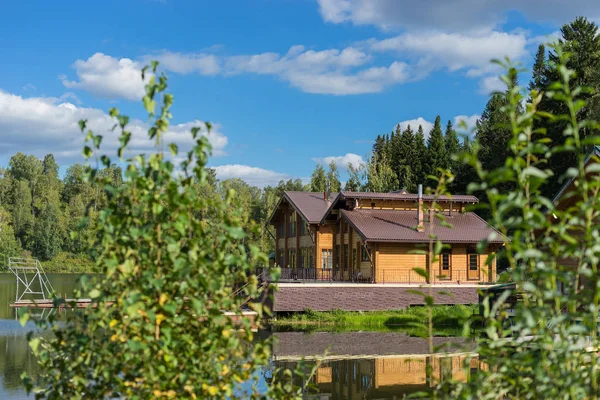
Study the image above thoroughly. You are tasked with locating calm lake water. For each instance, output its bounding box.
[0,273,475,399]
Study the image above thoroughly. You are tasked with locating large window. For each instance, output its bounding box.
[343,244,349,270]
[469,254,479,270]
[289,212,297,237]
[361,245,369,262]
[301,248,313,268]
[321,249,332,269]
[288,249,296,268]
[300,221,306,235]
[279,221,285,238]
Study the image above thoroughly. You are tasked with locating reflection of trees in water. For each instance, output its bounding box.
[0,334,41,391]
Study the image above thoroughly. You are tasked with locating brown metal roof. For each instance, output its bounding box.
[341,209,505,244]
[284,191,339,224]
[341,191,479,203]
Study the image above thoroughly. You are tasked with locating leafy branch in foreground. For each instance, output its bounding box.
[432,48,600,399]
[21,63,305,399]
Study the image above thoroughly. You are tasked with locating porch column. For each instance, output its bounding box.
[295,213,300,274]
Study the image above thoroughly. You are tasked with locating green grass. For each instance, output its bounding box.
[271,304,479,333]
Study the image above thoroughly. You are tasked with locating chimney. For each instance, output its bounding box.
[417,184,424,232]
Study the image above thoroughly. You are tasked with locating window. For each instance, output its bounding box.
[321,249,332,269]
[336,245,340,268]
[288,249,296,268]
[301,248,312,268]
[279,255,284,268]
[361,246,369,262]
[279,221,285,238]
[289,212,296,237]
[343,244,349,270]
[469,254,479,270]
[300,221,306,235]
[441,251,451,271]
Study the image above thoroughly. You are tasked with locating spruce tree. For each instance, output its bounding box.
[426,116,447,184]
[414,125,428,186]
[397,125,416,191]
[444,120,460,173]
[310,164,327,192]
[529,44,547,93]
[475,94,511,172]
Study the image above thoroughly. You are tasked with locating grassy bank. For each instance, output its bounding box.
[271,304,478,332]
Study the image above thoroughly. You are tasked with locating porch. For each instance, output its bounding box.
[267,267,494,284]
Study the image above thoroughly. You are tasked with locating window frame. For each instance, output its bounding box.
[321,249,332,269]
[439,248,452,280]
[361,245,369,262]
[289,212,297,237]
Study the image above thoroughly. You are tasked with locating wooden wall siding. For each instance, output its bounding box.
[376,243,427,283]
[375,243,496,283]
[356,199,464,212]
[375,358,426,387]
[299,235,312,248]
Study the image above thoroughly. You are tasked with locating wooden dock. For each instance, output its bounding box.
[9,299,102,308]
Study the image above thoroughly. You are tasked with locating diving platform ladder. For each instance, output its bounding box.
[7,257,55,302]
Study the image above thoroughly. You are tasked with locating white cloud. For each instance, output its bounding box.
[371,31,529,77]
[395,117,434,136]
[22,83,36,92]
[61,53,148,100]
[317,0,600,32]
[312,153,365,170]
[223,45,407,95]
[0,90,227,164]
[213,164,290,187]
[478,76,506,95]
[149,52,221,75]
[453,114,480,135]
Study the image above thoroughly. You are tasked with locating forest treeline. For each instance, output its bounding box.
[0,16,598,270]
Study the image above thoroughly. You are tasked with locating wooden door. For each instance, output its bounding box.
[439,251,451,280]
[467,253,480,280]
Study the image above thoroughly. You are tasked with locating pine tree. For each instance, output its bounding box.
[426,116,447,184]
[414,125,427,186]
[397,125,416,191]
[310,164,327,192]
[475,94,511,172]
[444,120,460,173]
[326,161,341,193]
[529,44,547,93]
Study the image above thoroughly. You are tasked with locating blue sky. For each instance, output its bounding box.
[1,0,599,186]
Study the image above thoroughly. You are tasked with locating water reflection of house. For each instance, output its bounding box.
[279,354,483,399]
[266,188,506,311]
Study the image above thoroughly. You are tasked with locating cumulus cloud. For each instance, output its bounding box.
[224,45,408,95]
[0,90,227,164]
[312,153,365,170]
[61,53,148,100]
[213,164,290,187]
[394,117,434,136]
[317,0,600,32]
[371,31,528,77]
[149,52,221,75]
[478,75,506,95]
[453,114,480,135]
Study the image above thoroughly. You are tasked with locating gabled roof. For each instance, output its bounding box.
[341,209,506,244]
[551,145,600,204]
[267,191,339,225]
[340,191,479,203]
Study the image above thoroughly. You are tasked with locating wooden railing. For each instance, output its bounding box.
[258,267,493,284]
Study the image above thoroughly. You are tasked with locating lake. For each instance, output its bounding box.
[0,273,476,399]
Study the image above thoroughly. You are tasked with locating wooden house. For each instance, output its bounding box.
[267,186,505,284]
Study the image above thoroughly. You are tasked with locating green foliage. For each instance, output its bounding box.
[22,63,303,399]
[431,45,600,399]
[426,116,448,183]
[326,161,341,193]
[310,164,327,192]
[365,151,398,192]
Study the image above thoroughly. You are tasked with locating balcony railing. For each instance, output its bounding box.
[258,267,493,284]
